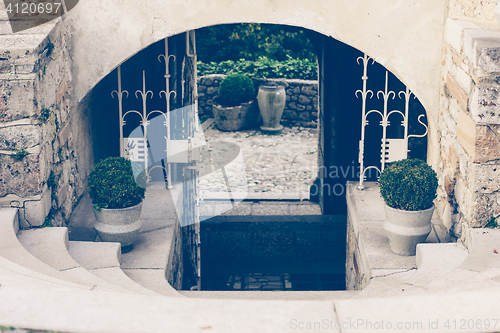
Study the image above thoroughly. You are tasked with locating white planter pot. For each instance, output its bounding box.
[94,202,143,247]
[383,203,434,256]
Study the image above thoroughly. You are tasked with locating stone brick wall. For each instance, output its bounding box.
[198,74,319,128]
[448,0,499,30]
[0,18,93,228]
[438,17,500,240]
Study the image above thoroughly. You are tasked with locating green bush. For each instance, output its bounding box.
[197,56,318,80]
[88,157,146,209]
[216,74,255,107]
[378,159,438,211]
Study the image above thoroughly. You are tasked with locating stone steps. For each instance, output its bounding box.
[0,209,110,291]
[406,243,469,288]
[179,290,360,300]
[3,204,500,332]
[17,227,136,294]
[0,255,89,290]
[0,277,336,333]
[68,241,159,296]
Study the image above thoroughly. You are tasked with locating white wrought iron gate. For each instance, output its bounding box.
[112,31,202,289]
[356,54,428,190]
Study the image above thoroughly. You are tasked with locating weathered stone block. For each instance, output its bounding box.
[201,76,214,85]
[464,28,500,66]
[57,122,70,146]
[470,194,494,227]
[458,112,500,163]
[0,154,42,197]
[298,95,311,104]
[446,73,469,112]
[471,162,500,194]
[445,19,480,53]
[0,80,35,122]
[22,189,51,227]
[298,111,309,120]
[296,104,306,112]
[301,85,317,96]
[456,66,472,94]
[0,59,11,73]
[477,39,500,73]
[470,75,500,124]
[475,125,500,162]
[282,110,297,119]
[207,86,218,96]
[0,124,41,150]
[457,110,476,158]
[449,145,460,170]
[14,60,36,74]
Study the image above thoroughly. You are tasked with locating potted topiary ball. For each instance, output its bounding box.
[212,74,259,131]
[378,158,438,256]
[88,157,146,249]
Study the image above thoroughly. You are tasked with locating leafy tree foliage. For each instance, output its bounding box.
[197,56,318,80]
[196,23,316,63]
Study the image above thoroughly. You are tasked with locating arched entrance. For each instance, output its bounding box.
[80,22,430,290]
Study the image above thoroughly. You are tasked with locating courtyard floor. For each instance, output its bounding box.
[198,120,318,200]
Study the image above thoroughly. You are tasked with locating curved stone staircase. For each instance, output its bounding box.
[1,205,500,332]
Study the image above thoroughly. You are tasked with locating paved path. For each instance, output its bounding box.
[198,120,318,199]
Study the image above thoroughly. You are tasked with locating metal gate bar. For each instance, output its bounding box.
[356,54,428,190]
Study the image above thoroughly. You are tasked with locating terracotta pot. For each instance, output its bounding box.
[212,100,259,131]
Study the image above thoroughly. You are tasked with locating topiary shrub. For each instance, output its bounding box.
[88,157,146,210]
[378,159,438,211]
[216,74,255,107]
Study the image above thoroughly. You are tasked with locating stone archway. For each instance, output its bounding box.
[64,0,444,211]
[0,0,446,227]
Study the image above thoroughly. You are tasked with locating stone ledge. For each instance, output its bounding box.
[0,118,34,128]
[445,18,480,53]
[464,27,500,69]
[345,181,448,292]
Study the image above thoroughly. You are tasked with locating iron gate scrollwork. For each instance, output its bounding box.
[112,32,202,289]
[356,54,429,190]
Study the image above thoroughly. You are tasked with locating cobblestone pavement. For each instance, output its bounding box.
[198,121,318,199]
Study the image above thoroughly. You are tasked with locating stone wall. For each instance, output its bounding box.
[0,17,93,228]
[438,16,500,240]
[198,74,319,128]
[448,0,499,30]
[345,183,371,290]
